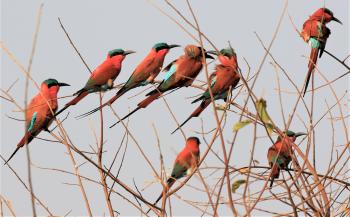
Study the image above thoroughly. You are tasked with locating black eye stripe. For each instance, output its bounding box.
[110,52,123,57]
[108,49,125,57]
[155,45,168,51]
[323,8,333,16]
[197,47,206,52]
[47,83,58,88]
[188,136,200,144]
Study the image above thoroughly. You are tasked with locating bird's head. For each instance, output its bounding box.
[184,45,214,60]
[207,47,237,67]
[151,43,180,59]
[186,136,201,149]
[153,42,180,54]
[311,8,342,24]
[108,49,135,66]
[42,78,70,93]
[277,130,306,142]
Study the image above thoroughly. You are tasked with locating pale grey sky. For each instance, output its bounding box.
[1,0,349,216]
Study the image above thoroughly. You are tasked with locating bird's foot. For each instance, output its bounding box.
[107,79,114,89]
[146,75,155,84]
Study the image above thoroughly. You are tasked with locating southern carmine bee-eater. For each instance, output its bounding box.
[4,79,70,165]
[172,47,240,134]
[54,49,135,117]
[267,130,306,187]
[147,137,201,214]
[76,43,180,119]
[109,44,214,128]
[301,8,342,97]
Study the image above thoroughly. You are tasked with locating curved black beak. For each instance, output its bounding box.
[332,17,342,24]
[58,82,70,87]
[206,50,220,56]
[295,132,307,137]
[205,51,214,59]
[168,44,180,49]
[123,50,136,56]
[197,46,214,59]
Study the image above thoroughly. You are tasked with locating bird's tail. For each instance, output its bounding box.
[269,164,280,187]
[138,92,162,108]
[145,87,161,96]
[67,91,88,106]
[146,178,176,214]
[4,133,34,165]
[171,100,210,134]
[191,95,205,104]
[55,91,88,117]
[109,107,141,128]
[109,92,162,128]
[303,48,319,97]
[76,92,124,119]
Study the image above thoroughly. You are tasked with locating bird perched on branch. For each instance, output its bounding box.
[76,43,179,119]
[147,137,200,214]
[172,47,240,134]
[301,8,342,96]
[55,49,135,117]
[267,130,306,187]
[4,79,70,165]
[109,44,214,128]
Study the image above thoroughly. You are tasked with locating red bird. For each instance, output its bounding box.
[76,43,179,119]
[109,45,214,128]
[4,79,70,164]
[301,8,342,96]
[55,49,134,116]
[267,131,306,187]
[147,137,200,214]
[172,47,240,134]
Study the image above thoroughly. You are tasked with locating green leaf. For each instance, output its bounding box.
[233,120,252,131]
[231,179,247,193]
[256,98,271,123]
[256,98,274,134]
[266,123,274,135]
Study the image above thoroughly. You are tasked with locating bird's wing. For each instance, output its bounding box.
[301,19,312,39]
[162,59,177,72]
[163,62,177,82]
[267,146,278,165]
[192,72,217,103]
[25,95,44,133]
[151,61,178,93]
[84,72,107,90]
[203,73,217,98]
[270,142,291,168]
[308,20,321,38]
[125,56,156,88]
[83,62,116,91]
[27,112,37,132]
[209,72,217,87]
[170,162,187,180]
